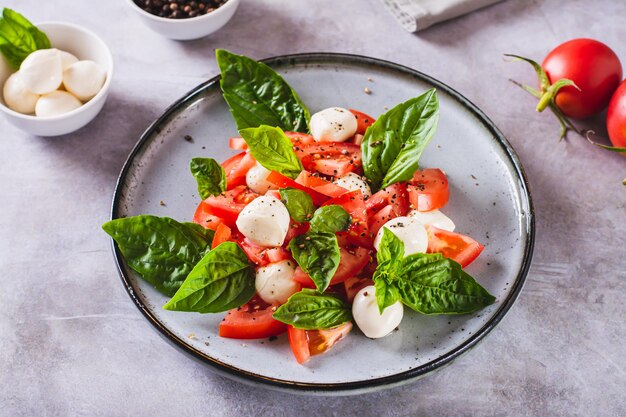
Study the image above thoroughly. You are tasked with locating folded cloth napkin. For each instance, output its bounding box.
[381,0,504,32]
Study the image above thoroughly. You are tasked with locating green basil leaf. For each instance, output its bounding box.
[309,205,351,234]
[279,188,314,222]
[0,8,50,69]
[163,242,255,313]
[102,215,212,296]
[376,227,404,264]
[396,253,496,315]
[216,49,310,132]
[183,222,216,243]
[239,125,303,178]
[272,289,352,330]
[190,157,226,199]
[374,278,401,314]
[361,89,439,191]
[289,232,340,292]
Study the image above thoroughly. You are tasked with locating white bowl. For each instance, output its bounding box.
[125,0,240,40]
[0,22,114,137]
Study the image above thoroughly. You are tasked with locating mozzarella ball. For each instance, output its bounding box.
[310,107,358,142]
[246,162,275,194]
[236,196,290,247]
[408,209,455,232]
[374,216,428,256]
[58,50,79,70]
[35,91,82,117]
[63,60,106,101]
[19,49,63,95]
[352,285,404,339]
[255,260,299,304]
[3,72,39,114]
[334,173,372,198]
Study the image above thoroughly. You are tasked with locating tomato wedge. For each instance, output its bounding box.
[212,223,232,249]
[294,142,362,177]
[222,152,256,190]
[426,225,484,268]
[285,131,315,145]
[408,169,449,212]
[344,277,374,303]
[287,322,353,364]
[324,190,371,248]
[365,183,409,217]
[237,237,291,267]
[219,296,287,340]
[266,171,330,206]
[199,186,258,226]
[349,109,375,135]
[293,246,371,288]
[295,170,348,198]
[192,202,224,230]
[228,137,248,150]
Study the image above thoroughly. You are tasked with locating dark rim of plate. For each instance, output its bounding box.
[110,53,535,394]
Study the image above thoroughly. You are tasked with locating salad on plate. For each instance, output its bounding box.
[103,50,495,364]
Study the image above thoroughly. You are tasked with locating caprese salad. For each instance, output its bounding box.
[103,50,495,364]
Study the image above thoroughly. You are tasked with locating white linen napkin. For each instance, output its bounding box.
[381,0,504,32]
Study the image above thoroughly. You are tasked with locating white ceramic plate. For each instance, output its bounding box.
[110,54,534,395]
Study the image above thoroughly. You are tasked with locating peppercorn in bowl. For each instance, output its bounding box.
[126,0,240,40]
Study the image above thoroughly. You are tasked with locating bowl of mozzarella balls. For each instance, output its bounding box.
[0,22,113,136]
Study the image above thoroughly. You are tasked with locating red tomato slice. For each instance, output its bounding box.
[344,277,374,303]
[426,225,484,268]
[219,296,287,340]
[293,246,371,288]
[266,171,330,206]
[201,186,258,226]
[212,223,232,249]
[284,221,310,245]
[192,202,224,231]
[287,322,353,364]
[368,204,397,237]
[295,170,348,198]
[408,168,449,212]
[228,137,248,150]
[366,183,409,218]
[222,152,256,190]
[349,109,375,135]
[237,238,291,266]
[294,142,362,177]
[324,190,371,248]
[285,131,315,145]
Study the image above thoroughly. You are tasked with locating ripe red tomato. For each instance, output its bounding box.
[293,246,371,288]
[294,142,362,177]
[211,223,232,249]
[221,152,256,189]
[426,225,484,268]
[542,39,622,119]
[324,190,371,248]
[295,170,348,198]
[265,171,330,206]
[349,109,375,135]
[606,79,626,150]
[407,168,449,212]
[219,296,287,340]
[287,322,352,364]
[198,185,258,227]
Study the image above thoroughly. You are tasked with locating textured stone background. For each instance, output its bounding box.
[1,0,624,416]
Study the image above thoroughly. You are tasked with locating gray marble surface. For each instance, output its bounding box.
[1,0,624,416]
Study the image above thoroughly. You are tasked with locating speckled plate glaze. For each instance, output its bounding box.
[110,53,534,395]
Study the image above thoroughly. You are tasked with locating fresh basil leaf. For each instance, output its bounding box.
[279,188,314,222]
[361,89,439,191]
[102,215,212,296]
[239,125,303,178]
[216,49,310,132]
[163,242,255,313]
[376,227,404,264]
[183,222,216,243]
[374,278,401,314]
[273,289,352,330]
[190,157,226,199]
[397,253,495,315]
[289,232,340,292]
[309,205,351,234]
[0,8,50,69]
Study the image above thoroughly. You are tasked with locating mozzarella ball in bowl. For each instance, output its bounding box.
[19,49,63,95]
[3,73,39,114]
[63,60,106,101]
[35,91,82,117]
